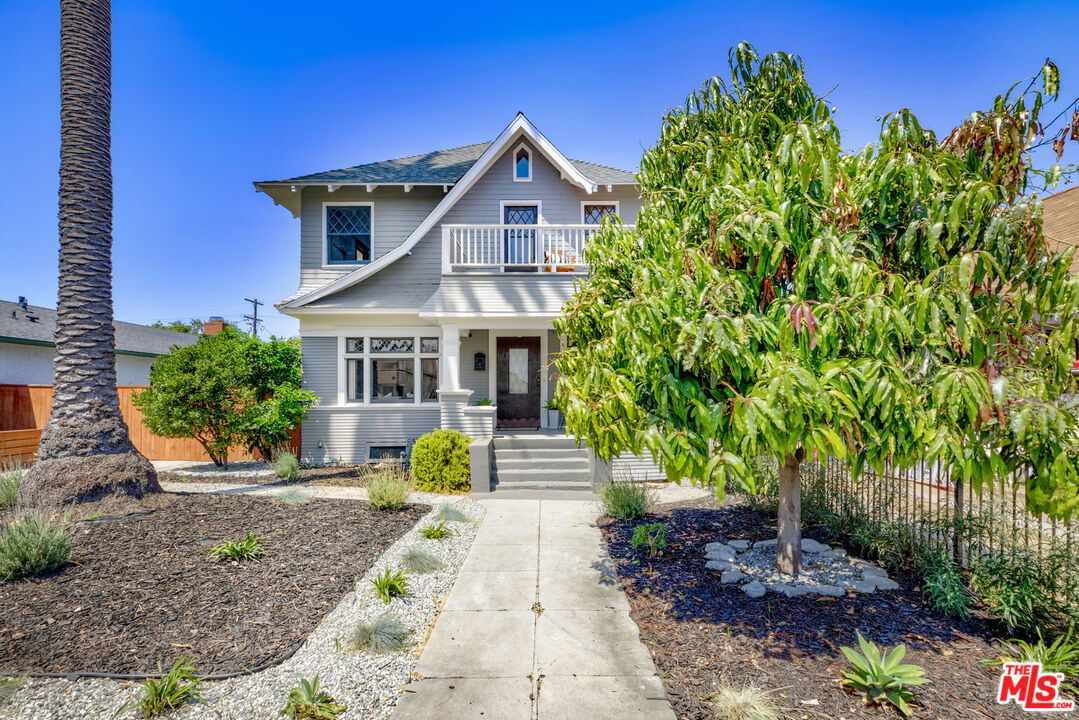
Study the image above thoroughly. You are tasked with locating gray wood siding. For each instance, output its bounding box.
[612,452,667,482]
[307,139,640,309]
[459,330,490,399]
[301,336,338,405]
[298,185,443,290]
[301,407,440,465]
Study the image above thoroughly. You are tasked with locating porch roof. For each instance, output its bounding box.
[418,275,580,321]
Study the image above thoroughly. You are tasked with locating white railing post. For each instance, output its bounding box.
[441,226,452,274]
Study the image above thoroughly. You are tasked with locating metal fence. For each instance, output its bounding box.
[740,456,1079,598]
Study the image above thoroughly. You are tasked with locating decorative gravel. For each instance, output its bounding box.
[704,537,899,598]
[2,500,484,720]
[158,460,278,481]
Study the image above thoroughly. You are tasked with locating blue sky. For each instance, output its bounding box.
[1,0,1077,337]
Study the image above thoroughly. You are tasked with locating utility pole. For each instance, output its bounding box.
[243,297,264,338]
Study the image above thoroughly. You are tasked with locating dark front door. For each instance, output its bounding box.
[503,204,538,272]
[496,336,541,428]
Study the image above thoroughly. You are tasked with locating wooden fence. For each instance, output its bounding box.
[0,384,300,464]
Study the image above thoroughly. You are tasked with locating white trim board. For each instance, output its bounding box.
[282,113,598,309]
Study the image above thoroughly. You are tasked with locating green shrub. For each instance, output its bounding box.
[410,430,471,493]
[916,549,974,620]
[274,450,300,480]
[402,548,444,574]
[0,463,22,507]
[282,675,346,719]
[418,521,455,539]
[366,469,411,511]
[840,632,929,717]
[630,522,668,558]
[0,517,72,581]
[599,482,653,520]
[371,567,409,604]
[207,533,265,562]
[125,656,203,718]
[705,681,781,720]
[970,553,1065,636]
[985,626,1079,695]
[350,613,411,653]
[433,504,468,523]
[274,488,312,505]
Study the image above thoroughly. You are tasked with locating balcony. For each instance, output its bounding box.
[441,224,621,273]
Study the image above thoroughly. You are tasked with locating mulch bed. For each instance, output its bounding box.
[0,493,425,675]
[160,464,379,488]
[599,494,1039,719]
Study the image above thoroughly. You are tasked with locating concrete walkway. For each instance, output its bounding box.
[390,498,676,720]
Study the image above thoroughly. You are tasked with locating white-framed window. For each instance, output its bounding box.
[342,334,439,405]
[324,202,373,266]
[512,143,532,182]
[581,201,619,224]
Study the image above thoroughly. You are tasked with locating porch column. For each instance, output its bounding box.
[441,324,461,391]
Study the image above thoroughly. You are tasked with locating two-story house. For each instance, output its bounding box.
[256,114,663,490]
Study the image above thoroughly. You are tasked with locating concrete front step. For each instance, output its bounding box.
[495,468,591,483]
[495,457,589,471]
[493,436,584,451]
[492,479,593,492]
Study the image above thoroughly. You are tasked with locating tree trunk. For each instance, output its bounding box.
[17,0,160,511]
[776,450,803,576]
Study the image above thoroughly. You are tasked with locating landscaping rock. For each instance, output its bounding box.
[847,578,879,593]
[705,559,733,572]
[870,576,900,591]
[858,562,889,577]
[801,539,830,553]
[726,540,750,551]
[753,538,777,548]
[705,547,735,562]
[720,569,746,584]
[704,542,730,554]
[742,580,766,598]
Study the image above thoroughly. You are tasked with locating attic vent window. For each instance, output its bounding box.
[513,144,532,182]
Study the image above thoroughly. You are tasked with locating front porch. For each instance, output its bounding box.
[435,324,563,439]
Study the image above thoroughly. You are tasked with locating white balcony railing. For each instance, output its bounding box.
[441,224,622,273]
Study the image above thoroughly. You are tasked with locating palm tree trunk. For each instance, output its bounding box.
[17,0,160,510]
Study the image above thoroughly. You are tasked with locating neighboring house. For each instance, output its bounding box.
[257,113,663,484]
[0,298,197,385]
[1044,184,1079,273]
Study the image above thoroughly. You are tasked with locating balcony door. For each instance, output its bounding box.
[503,204,538,272]
[496,336,541,428]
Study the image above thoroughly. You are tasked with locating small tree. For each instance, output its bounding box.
[556,45,1079,575]
[133,329,315,468]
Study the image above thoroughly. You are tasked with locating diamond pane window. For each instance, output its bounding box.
[420,337,439,354]
[326,206,371,264]
[346,337,364,353]
[371,337,414,353]
[504,205,537,225]
[583,204,617,225]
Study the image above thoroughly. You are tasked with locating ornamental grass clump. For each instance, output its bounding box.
[273,450,301,480]
[705,681,782,720]
[433,504,468,523]
[0,462,22,507]
[410,430,471,493]
[350,613,411,653]
[0,517,72,582]
[122,656,204,718]
[402,548,444,574]
[366,468,410,511]
[599,482,654,520]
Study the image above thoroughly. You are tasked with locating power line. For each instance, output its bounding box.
[243,297,264,339]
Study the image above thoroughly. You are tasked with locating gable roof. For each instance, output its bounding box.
[275,113,636,309]
[0,300,199,357]
[255,121,637,217]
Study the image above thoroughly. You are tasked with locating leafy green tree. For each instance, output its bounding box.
[556,44,1079,574]
[151,319,204,335]
[133,328,315,468]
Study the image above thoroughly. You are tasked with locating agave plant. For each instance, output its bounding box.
[840,632,929,716]
[282,675,346,719]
